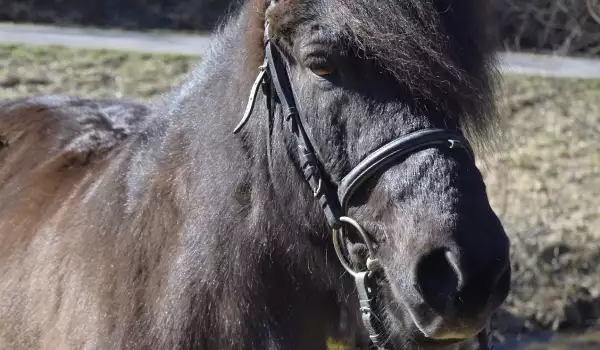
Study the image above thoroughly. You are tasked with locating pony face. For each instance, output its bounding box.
[260,0,510,347]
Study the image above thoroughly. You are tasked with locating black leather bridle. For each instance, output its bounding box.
[233,2,493,349]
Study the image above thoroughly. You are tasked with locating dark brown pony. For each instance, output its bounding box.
[0,0,509,349]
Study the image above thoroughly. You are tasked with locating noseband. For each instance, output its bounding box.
[233,2,493,349]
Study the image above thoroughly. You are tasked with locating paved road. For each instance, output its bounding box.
[2,23,600,79]
[0,23,214,56]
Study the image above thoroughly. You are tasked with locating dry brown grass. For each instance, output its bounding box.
[487,76,600,330]
[1,44,600,349]
[0,44,199,100]
[476,75,600,349]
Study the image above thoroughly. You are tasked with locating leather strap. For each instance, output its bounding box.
[338,128,474,210]
[265,39,344,229]
[355,271,390,349]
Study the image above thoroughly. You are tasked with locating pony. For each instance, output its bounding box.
[0,0,510,348]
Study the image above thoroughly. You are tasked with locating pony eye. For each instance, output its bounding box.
[308,63,335,78]
[311,67,334,77]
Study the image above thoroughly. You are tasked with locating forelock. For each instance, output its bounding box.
[330,0,499,142]
[251,0,502,153]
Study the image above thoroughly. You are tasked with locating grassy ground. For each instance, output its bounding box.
[0,44,199,100]
[1,44,600,349]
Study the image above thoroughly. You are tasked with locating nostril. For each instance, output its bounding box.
[414,248,463,314]
[444,250,465,291]
[453,253,511,317]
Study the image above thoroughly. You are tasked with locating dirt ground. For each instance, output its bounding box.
[1,44,600,349]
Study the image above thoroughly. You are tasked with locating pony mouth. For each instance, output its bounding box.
[417,336,467,346]
[384,285,481,348]
[387,309,473,348]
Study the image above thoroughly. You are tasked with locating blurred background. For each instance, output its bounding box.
[0,0,599,349]
[1,0,600,56]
